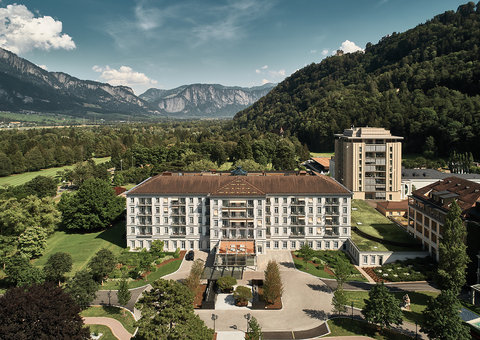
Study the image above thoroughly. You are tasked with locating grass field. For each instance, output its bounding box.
[351,200,419,251]
[86,325,117,340]
[310,152,334,158]
[343,290,439,324]
[326,318,412,339]
[81,306,136,334]
[101,258,182,290]
[293,257,335,279]
[34,220,125,275]
[0,156,110,187]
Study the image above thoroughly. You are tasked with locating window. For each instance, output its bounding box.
[370,255,376,265]
[309,207,313,214]
[164,217,168,223]
[130,241,135,249]
[189,207,194,213]
[190,241,194,249]
[299,241,305,247]
[131,227,135,234]
[281,241,287,249]
[274,207,279,213]
[181,241,186,249]
[274,241,279,249]
[309,227,313,234]
[130,207,134,213]
[214,230,218,237]
[164,240,168,249]
[274,227,279,234]
[334,241,339,248]
[317,207,321,214]
[214,220,218,226]
[139,240,144,248]
[389,194,392,200]
[156,227,160,234]
[283,217,287,224]
[363,255,368,265]
[130,217,135,223]
[283,198,287,204]
[275,217,279,224]
[155,197,159,203]
[147,240,152,249]
[317,197,321,203]
[325,241,330,249]
[164,227,169,234]
[283,227,287,234]
[214,200,218,205]
[308,241,313,248]
[291,241,296,248]
[316,241,321,249]
[189,197,193,203]
[258,200,262,205]
[343,217,347,224]
[343,207,347,214]
[343,197,347,204]
[189,217,194,223]
[156,207,160,213]
[190,227,194,234]
[283,207,287,214]
[156,217,160,223]
[266,242,271,249]
[172,241,177,249]
[343,227,348,234]
[257,230,262,237]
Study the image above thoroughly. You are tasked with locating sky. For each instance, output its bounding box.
[0,0,469,95]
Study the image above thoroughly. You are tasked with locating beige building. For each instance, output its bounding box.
[334,127,403,201]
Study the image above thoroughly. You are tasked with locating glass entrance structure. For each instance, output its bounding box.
[214,240,256,268]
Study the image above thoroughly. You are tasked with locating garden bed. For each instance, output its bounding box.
[257,286,282,310]
[366,257,436,283]
[194,284,207,309]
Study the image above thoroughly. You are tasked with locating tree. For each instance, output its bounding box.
[420,289,470,340]
[245,316,263,340]
[138,248,154,276]
[0,235,17,270]
[0,282,89,339]
[117,278,131,307]
[437,200,470,294]
[185,159,217,171]
[58,178,125,231]
[298,243,315,270]
[332,258,352,289]
[184,259,204,292]
[66,270,99,310]
[217,276,237,292]
[17,226,48,258]
[23,176,58,198]
[150,240,164,257]
[4,255,44,287]
[88,248,116,285]
[135,279,213,340]
[331,288,348,314]
[0,151,13,176]
[44,252,73,285]
[263,260,283,304]
[233,159,266,171]
[234,286,252,305]
[273,140,296,170]
[361,283,403,330]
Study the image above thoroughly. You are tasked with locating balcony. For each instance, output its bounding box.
[171,209,186,216]
[289,232,305,238]
[291,199,306,206]
[171,220,186,226]
[171,200,186,207]
[137,210,152,216]
[290,209,305,215]
[324,230,340,238]
[291,220,306,226]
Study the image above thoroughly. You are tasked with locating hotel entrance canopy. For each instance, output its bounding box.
[214,241,256,268]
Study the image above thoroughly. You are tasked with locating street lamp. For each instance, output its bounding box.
[415,320,418,339]
[211,314,218,331]
[351,301,354,320]
[107,290,112,306]
[244,313,251,333]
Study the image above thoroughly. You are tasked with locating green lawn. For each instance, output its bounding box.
[343,290,439,324]
[351,200,419,251]
[293,257,335,279]
[0,157,110,187]
[33,220,125,275]
[310,152,334,158]
[81,306,136,334]
[326,318,412,339]
[121,183,137,191]
[101,258,182,290]
[86,325,117,340]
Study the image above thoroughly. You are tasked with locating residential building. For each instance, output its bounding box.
[407,176,480,261]
[376,200,408,217]
[126,170,352,266]
[304,157,330,174]
[334,127,403,201]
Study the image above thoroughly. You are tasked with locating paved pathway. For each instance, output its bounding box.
[83,317,132,340]
[322,278,440,292]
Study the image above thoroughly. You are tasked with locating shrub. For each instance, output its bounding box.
[217,276,237,292]
[173,248,181,258]
[234,286,252,305]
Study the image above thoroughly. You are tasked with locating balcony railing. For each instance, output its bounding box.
[289,233,305,238]
[291,199,306,205]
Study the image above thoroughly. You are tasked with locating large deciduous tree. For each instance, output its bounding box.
[44,252,73,284]
[117,278,131,307]
[420,290,470,340]
[135,279,213,340]
[59,178,125,231]
[0,282,89,339]
[246,316,263,340]
[4,255,45,287]
[361,283,403,330]
[66,270,99,310]
[88,248,116,285]
[437,200,470,294]
[23,175,58,198]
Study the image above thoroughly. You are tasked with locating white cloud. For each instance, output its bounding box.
[262,78,271,85]
[339,40,364,54]
[321,49,329,56]
[0,4,75,54]
[261,65,268,70]
[255,69,261,74]
[92,65,158,91]
[38,64,48,70]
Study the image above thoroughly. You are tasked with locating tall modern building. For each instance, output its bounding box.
[334,127,403,201]
[126,170,352,267]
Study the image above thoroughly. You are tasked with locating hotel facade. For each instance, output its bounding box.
[334,127,403,201]
[126,170,352,262]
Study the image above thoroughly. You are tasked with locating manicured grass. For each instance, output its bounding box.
[0,157,110,187]
[81,306,136,334]
[326,318,412,339]
[293,257,335,279]
[351,200,419,251]
[34,220,125,275]
[101,258,182,290]
[121,183,137,191]
[86,325,117,340]
[343,290,439,324]
[310,152,334,158]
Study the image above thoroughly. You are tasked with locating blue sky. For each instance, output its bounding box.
[0,0,468,94]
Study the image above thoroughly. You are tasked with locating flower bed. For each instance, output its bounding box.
[370,257,436,282]
[193,284,207,309]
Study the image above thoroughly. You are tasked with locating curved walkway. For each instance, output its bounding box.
[83,317,133,340]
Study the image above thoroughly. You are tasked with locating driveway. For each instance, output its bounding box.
[196,250,334,332]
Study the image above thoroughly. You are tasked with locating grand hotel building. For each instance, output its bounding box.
[126,170,352,264]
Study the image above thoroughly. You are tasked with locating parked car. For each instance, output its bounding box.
[185,250,195,261]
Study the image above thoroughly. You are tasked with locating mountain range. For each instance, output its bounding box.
[0,47,274,118]
[234,2,480,157]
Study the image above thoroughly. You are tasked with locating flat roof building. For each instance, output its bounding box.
[334,127,403,201]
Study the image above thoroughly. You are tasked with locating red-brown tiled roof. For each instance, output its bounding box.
[377,200,408,211]
[128,172,351,196]
[412,176,480,212]
[311,157,330,169]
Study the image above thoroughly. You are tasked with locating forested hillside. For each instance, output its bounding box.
[234,2,480,158]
